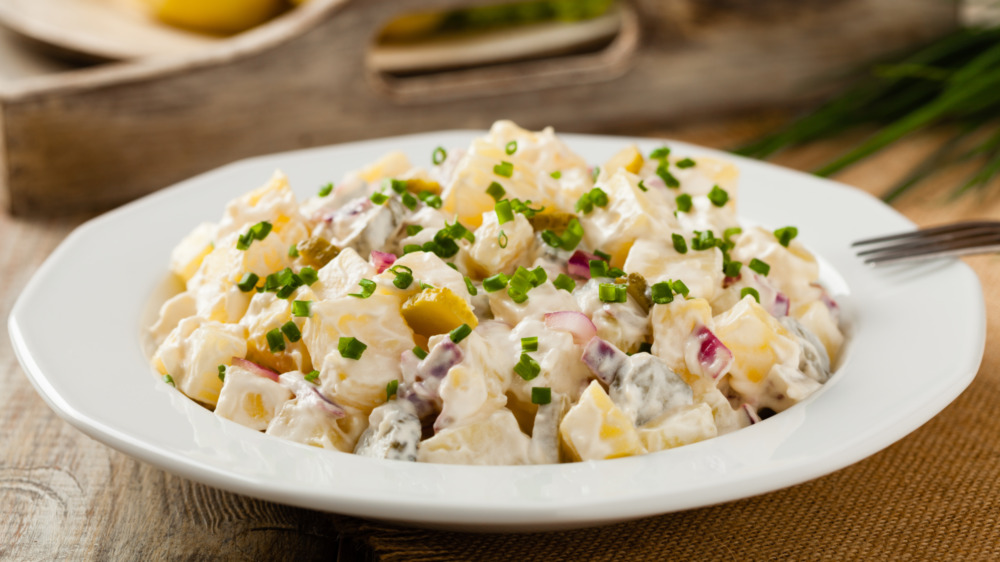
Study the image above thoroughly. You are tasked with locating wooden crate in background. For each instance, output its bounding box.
[0,0,956,215]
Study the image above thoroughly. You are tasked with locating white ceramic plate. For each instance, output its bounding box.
[9,131,986,532]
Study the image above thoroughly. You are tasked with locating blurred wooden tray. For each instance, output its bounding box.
[0,0,957,215]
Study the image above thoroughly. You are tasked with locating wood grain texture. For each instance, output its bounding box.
[0,0,956,216]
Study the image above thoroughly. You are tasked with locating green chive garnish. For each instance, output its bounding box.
[550,171,562,179]
[299,267,318,286]
[521,337,539,353]
[267,328,286,352]
[418,191,442,209]
[483,273,509,292]
[599,283,628,303]
[288,244,299,258]
[774,226,799,247]
[531,267,547,287]
[724,260,743,278]
[218,364,226,381]
[318,183,333,197]
[707,185,729,207]
[671,279,690,297]
[338,337,367,360]
[593,249,611,261]
[498,230,508,249]
[401,192,418,211]
[464,276,478,296]
[672,233,688,254]
[486,181,506,201]
[676,158,696,168]
[403,244,422,254]
[406,224,424,237]
[675,193,692,213]
[390,265,414,289]
[638,179,648,192]
[292,300,312,317]
[553,273,576,292]
[575,191,594,214]
[450,323,472,343]
[591,166,601,182]
[741,287,761,303]
[589,187,609,207]
[413,346,428,360]
[348,279,376,298]
[383,178,407,194]
[505,140,518,155]
[531,386,552,405]
[657,162,680,188]
[495,199,514,225]
[589,259,609,278]
[386,379,399,400]
[514,353,541,381]
[163,374,175,386]
[305,370,320,383]
[494,161,514,178]
[370,192,389,205]
[237,272,259,292]
[281,320,302,343]
[432,146,447,165]
[650,281,673,304]
[749,258,770,276]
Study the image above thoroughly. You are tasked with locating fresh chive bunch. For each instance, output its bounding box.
[735,27,1000,203]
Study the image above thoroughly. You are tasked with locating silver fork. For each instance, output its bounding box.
[853,220,1000,264]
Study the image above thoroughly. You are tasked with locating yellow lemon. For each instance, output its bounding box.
[148,0,285,35]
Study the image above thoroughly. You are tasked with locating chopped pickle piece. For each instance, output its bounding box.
[527,210,576,233]
[297,236,340,269]
[622,272,650,312]
[401,286,479,339]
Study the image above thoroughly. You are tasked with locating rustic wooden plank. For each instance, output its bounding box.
[0,0,956,216]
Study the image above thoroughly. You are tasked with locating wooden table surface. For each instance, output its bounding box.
[3,116,999,560]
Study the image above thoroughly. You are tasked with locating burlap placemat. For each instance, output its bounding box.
[334,134,1000,561]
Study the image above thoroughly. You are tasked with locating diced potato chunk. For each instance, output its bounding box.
[650,297,714,382]
[638,403,718,453]
[402,287,478,339]
[215,363,292,430]
[603,144,644,176]
[559,380,646,461]
[713,296,799,385]
[267,402,367,452]
[171,223,216,283]
[153,317,247,406]
[418,408,533,465]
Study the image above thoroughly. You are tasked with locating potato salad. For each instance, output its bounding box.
[148,120,844,465]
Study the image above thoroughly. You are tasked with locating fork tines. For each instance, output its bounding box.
[853,220,1000,264]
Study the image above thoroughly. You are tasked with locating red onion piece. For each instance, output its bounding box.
[692,324,733,379]
[231,357,280,383]
[309,387,347,418]
[742,404,762,425]
[581,337,628,385]
[544,311,597,345]
[568,250,602,279]
[772,292,790,318]
[398,341,464,420]
[371,250,397,274]
[642,175,666,190]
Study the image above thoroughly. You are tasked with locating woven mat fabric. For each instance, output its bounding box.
[335,132,1000,561]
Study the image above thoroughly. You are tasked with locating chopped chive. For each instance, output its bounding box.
[288,245,300,259]
[405,224,424,237]
[305,370,320,383]
[386,379,399,400]
[724,260,743,278]
[741,287,761,303]
[521,336,539,352]
[419,282,434,291]
[267,328,286,352]
[550,171,562,179]
[553,273,576,292]
[672,233,688,254]
[486,181,506,201]
[749,258,770,276]
[599,283,628,303]
[299,267,318,286]
[559,218,584,251]
[638,179,648,192]
[390,264,414,289]
[589,259,609,278]
[691,230,717,251]
[575,192,594,214]
[413,346,428,360]
[236,232,253,251]
[464,276,478,296]
[450,323,472,343]
[403,244,422,254]
[163,374,175,386]
[370,192,389,205]
[707,185,729,207]
[509,198,545,218]
[514,353,541,381]
[338,337,367,360]
[651,282,674,304]
[671,279,690,297]
[292,300,312,317]
[495,199,514,225]
[498,230,509,248]
[218,364,226,382]
[531,386,552,405]
[401,192,418,210]
[675,193,692,213]
[607,267,627,278]
[774,226,799,247]
[348,279,376,298]
[318,183,333,197]
[723,227,743,243]
[676,158,696,168]
[237,272,259,292]
[383,178,407,194]
[432,146,447,165]
[650,147,670,159]
[593,249,611,261]
[275,284,295,300]
[531,266,547,287]
[589,187,609,207]
[657,162,680,188]
[541,229,562,248]
[446,262,458,271]
[494,161,514,178]
[505,140,518,155]
[591,166,601,182]
[483,273,509,292]
[281,320,302,343]
[421,192,443,209]
[250,221,272,241]
[508,289,528,304]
